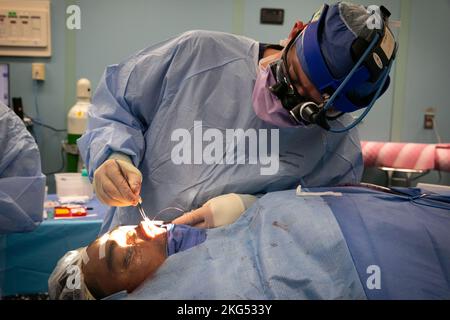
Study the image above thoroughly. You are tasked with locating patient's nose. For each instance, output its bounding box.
[126,229,137,244]
[136,222,153,240]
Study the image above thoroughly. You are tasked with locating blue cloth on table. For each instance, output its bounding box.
[77,30,364,235]
[318,186,450,300]
[124,190,365,300]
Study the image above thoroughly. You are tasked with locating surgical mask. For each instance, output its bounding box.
[165,224,207,256]
[252,57,300,128]
[254,35,345,131]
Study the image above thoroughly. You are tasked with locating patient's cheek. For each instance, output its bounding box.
[125,265,157,293]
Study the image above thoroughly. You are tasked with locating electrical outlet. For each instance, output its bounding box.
[32,63,46,81]
[424,108,435,130]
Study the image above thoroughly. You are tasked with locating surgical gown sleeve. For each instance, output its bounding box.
[77,35,185,179]
[0,104,46,234]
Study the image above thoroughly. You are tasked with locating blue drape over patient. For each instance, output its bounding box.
[125,190,366,300]
[0,103,46,234]
[77,30,363,234]
[322,186,450,299]
[117,187,450,300]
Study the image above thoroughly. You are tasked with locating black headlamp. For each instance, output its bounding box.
[267,31,335,130]
[267,4,397,133]
[268,32,308,115]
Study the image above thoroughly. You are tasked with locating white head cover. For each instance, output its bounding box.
[48,247,96,300]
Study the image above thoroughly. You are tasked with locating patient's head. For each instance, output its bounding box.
[83,222,167,298]
[49,221,168,300]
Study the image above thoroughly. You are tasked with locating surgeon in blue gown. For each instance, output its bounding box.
[78,2,395,233]
[0,103,46,234]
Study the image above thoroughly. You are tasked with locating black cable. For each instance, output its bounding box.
[29,81,67,175]
[43,144,66,175]
[24,113,67,132]
[23,112,66,174]
[27,115,67,174]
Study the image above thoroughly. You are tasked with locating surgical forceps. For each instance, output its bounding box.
[114,159,149,221]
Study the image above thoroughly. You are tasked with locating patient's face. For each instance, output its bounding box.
[82,222,167,298]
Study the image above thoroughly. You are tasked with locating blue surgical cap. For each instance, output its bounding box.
[296,2,386,100]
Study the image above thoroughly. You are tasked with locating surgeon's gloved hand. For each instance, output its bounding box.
[172,193,257,228]
[93,152,142,207]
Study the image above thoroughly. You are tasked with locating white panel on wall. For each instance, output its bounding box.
[0,0,51,57]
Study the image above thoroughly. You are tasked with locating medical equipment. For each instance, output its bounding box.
[54,171,93,202]
[269,4,397,133]
[296,185,342,197]
[54,205,88,218]
[66,78,91,172]
[114,159,149,222]
[137,199,149,222]
[0,0,52,57]
[252,54,300,127]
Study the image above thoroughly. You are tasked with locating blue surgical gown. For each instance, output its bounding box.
[0,103,46,234]
[77,30,363,234]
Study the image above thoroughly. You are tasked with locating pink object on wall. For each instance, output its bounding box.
[361,141,450,172]
[435,144,450,172]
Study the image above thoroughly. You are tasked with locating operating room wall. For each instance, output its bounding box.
[1,0,449,191]
[361,0,450,186]
[0,0,68,190]
[402,0,450,145]
[0,0,237,193]
[74,0,236,88]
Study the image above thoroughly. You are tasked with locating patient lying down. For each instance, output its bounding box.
[48,194,256,300]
